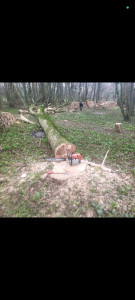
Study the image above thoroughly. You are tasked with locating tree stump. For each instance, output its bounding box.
[115,123,122,133]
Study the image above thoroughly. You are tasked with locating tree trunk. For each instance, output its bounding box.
[32,83,37,102]
[78,83,82,101]
[29,106,76,158]
[22,83,29,104]
[92,83,97,101]
[40,83,48,106]
[4,83,15,108]
[116,82,134,121]
[12,83,26,107]
[96,82,101,103]
[130,82,134,116]
[84,82,88,102]
[28,83,33,104]
[0,89,2,111]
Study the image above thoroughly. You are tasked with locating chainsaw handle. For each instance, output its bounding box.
[71,152,72,166]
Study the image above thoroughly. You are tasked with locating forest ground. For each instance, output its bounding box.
[0,106,135,217]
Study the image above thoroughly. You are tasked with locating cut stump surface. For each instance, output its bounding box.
[115,123,122,133]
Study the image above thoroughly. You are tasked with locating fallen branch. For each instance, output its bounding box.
[18,113,38,125]
[87,150,111,172]
[101,150,110,167]
[19,109,29,114]
[29,105,38,116]
[88,161,112,172]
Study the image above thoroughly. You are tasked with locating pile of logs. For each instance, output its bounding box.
[94,103,106,110]
[0,112,20,129]
[39,101,118,113]
[0,110,37,129]
[44,106,77,114]
[101,101,117,108]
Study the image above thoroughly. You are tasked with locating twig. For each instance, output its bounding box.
[101,150,110,167]
[39,138,41,147]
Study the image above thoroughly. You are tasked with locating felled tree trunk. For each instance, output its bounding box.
[29,105,76,158]
[115,123,122,133]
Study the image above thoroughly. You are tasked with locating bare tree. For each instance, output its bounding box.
[78,83,82,101]
[32,83,37,102]
[92,83,97,101]
[96,82,101,103]
[116,82,134,121]
[0,99,1,110]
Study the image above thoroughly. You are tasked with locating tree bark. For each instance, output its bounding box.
[29,106,76,158]
[96,83,101,103]
[92,83,97,101]
[22,83,29,104]
[32,83,37,102]
[12,83,26,107]
[116,82,134,121]
[0,89,2,111]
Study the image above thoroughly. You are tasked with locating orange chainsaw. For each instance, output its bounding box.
[45,150,82,166]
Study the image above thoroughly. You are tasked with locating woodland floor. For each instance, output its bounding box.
[0,106,135,217]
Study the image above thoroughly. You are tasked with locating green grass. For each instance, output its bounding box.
[51,108,135,172]
[0,106,135,218]
[0,121,53,175]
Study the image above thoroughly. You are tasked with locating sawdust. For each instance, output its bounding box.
[47,160,134,205]
[14,160,133,195]
[29,162,49,174]
[0,158,134,217]
[18,162,49,183]
[49,161,87,180]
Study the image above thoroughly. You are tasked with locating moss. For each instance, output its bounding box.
[37,106,67,140]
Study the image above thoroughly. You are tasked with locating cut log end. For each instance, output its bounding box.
[115,123,122,133]
[55,143,76,158]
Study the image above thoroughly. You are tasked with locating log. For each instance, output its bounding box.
[115,123,122,133]
[29,106,76,158]
[0,112,20,128]
[45,107,56,111]
[19,109,29,114]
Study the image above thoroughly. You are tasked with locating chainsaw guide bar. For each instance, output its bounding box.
[45,158,66,162]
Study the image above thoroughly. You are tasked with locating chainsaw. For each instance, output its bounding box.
[45,150,82,166]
